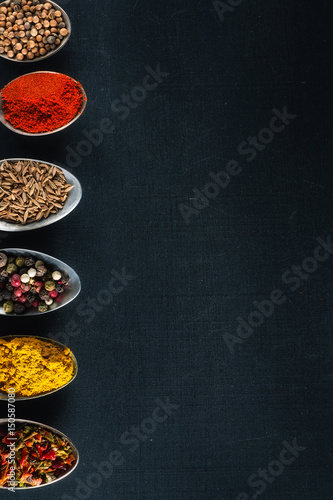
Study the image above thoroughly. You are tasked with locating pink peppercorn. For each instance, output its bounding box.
[34,281,43,293]
[32,300,39,308]
[11,274,21,287]
[14,289,22,297]
[49,290,58,298]
[18,296,27,303]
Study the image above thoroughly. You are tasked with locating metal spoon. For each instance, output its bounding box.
[0,418,79,489]
[0,0,72,64]
[0,158,82,232]
[0,335,78,401]
[0,248,81,316]
[0,71,87,136]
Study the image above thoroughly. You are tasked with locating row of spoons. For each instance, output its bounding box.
[0,1,86,135]
[0,158,82,312]
[0,0,81,490]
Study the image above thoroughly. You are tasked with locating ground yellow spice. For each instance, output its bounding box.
[0,337,75,397]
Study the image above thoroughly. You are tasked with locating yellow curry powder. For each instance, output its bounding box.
[0,337,75,397]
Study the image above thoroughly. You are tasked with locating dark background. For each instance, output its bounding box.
[0,0,333,499]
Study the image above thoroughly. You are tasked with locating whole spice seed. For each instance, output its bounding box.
[1,72,84,133]
[0,0,69,61]
[0,251,69,314]
[0,159,74,224]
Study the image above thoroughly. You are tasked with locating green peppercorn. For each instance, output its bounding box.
[6,263,17,274]
[8,256,15,264]
[3,300,14,313]
[38,302,48,312]
[15,256,25,267]
[44,280,55,291]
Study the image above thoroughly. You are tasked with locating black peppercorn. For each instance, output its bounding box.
[39,288,49,301]
[45,270,52,280]
[0,252,8,268]
[3,290,11,300]
[14,303,25,314]
[55,282,64,293]
[61,275,70,285]
[25,256,35,267]
[36,265,47,277]
[26,292,36,303]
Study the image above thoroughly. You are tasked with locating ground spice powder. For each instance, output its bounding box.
[1,72,84,133]
[0,336,75,397]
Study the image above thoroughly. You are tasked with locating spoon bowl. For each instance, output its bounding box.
[0,0,72,63]
[0,248,81,316]
[0,418,79,489]
[0,335,78,401]
[0,71,87,136]
[0,158,82,231]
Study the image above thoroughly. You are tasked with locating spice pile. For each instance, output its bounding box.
[0,160,74,225]
[0,252,69,314]
[1,72,84,133]
[0,423,76,487]
[0,336,75,397]
[0,0,69,61]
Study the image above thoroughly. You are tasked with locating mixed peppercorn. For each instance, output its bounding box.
[0,252,68,314]
[0,424,76,487]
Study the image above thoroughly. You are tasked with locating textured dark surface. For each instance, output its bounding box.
[0,0,332,499]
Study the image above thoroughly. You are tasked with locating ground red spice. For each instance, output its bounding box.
[1,72,84,134]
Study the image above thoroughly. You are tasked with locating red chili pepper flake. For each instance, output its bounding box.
[41,449,57,461]
[1,72,84,134]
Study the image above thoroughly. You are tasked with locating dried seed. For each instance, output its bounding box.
[0,160,73,225]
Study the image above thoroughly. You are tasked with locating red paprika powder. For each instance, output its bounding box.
[1,72,85,134]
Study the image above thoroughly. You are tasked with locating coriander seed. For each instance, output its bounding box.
[0,0,70,60]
